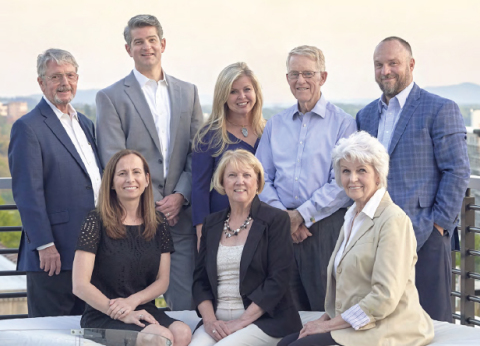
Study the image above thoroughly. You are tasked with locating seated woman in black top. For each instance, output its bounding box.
[72,149,191,346]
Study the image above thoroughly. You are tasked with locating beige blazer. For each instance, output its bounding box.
[326,192,434,346]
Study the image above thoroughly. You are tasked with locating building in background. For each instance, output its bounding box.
[6,102,28,124]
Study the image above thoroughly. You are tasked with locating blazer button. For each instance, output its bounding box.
[158,184,163,189]
[158,159,163,164]
[337,267,342,274]
[86,185,92,189]
[336,302,341,309]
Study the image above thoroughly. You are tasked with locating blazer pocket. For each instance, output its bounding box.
[418,194,434,208]
[48,210,69,225]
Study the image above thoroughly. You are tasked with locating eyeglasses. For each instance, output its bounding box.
[45,73,79,83]
[286,71,322,80]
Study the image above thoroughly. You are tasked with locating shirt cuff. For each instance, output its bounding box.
[37,242,54,251]
[341,304,370,330]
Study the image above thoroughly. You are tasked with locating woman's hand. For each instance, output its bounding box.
[224,319,246,334]
[298,319,330,339]
[203,319,231,342]
[107,297,139,320]
[119,309,158,328]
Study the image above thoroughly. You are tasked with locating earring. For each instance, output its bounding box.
[376,182,379,186]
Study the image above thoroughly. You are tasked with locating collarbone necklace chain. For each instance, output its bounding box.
[224,213,252,238]
[227,119,250,138]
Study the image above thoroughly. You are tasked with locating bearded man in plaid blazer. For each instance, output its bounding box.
[356,36,470,323]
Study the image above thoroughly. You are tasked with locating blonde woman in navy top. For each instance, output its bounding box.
[192,62,265,250]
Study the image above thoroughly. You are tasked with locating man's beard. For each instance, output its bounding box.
[377,67,410,99]
[54,86,74,105]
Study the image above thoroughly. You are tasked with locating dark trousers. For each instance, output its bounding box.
[278,331,341,346]
[26,270,84,317]
[415,226,453,322]
[290,208,346,311]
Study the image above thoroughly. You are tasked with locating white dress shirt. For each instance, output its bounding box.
[334,187,386,330]
[38,97,102,250]
[133,68,171,177]
[377,81,414,150]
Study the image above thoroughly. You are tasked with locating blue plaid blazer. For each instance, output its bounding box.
[356,84,470,249]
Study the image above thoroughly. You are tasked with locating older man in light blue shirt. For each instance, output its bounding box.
[256,45,356,311]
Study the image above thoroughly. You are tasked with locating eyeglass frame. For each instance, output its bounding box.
[286,71,323,80]
[43,72,79,84]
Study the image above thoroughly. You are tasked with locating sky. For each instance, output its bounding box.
[1,0,480,105]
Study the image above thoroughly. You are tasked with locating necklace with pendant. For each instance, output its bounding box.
[224,213,252,238]
[227,119,250,138]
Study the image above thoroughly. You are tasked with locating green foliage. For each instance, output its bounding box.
[0,195,22,249]
[73,103,96,123]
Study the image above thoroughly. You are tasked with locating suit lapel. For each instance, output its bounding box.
[240,197,265,283]
[40,99,88,175]
[337,193,392,267]
[166,74,182,159]
[78,115,103,174]
[124,72,163,156]
[206,211,227,297]
[368,102,380,137]
[388,83,420,155]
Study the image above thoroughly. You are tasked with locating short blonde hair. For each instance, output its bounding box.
[286,45,326,71]
[331,131,389,189]
[212,149,265,195]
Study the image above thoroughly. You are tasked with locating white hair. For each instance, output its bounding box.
[331,131,389,189]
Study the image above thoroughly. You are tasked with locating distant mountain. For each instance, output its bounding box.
[424,82,480,104]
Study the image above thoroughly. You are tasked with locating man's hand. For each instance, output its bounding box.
[156,193,185,226]
[291,224,312,244]
[38,245,61,276]
[434,223,444,236]
[286,210,304,234]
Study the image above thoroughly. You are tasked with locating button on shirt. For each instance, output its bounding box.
[377,81,414,150]
[39,97,102,250]
[333,187,386,330]
[133,68,171,177]
[256,94,356,227]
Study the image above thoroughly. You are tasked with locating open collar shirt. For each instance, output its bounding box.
[133,68,171,177]
[256,94,356,228]
[377,81,414,150]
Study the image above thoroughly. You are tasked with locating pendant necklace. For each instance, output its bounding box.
[227,119,250,138]
[224,213,252,238]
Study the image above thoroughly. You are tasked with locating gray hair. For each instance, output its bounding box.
[286,45,326,71]
[124,14,163,46]
[331,131,389,189]
[37,49,79,78]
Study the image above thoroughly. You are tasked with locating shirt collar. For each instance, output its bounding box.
[377,81,415,113]
[43,96,77,121]
[345,187,386,221]
[293,93,327,119]
[133,68,168,88]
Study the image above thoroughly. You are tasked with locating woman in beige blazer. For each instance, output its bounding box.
[279,131,434,346]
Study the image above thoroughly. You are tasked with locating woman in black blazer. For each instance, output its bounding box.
[191,149,302,346]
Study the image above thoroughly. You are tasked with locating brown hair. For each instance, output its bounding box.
[97,149,161,240]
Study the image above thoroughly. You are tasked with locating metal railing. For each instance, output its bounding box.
[1,177,480,324]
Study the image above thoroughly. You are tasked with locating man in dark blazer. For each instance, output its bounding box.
[356,36,470,322]
[8,49,102,317]
[96,15,203,310]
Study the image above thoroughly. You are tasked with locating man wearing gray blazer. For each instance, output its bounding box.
[96,14,203,310]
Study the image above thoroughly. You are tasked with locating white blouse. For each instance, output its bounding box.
[216,243,244,310]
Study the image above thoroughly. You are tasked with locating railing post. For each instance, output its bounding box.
[460,189,475,326]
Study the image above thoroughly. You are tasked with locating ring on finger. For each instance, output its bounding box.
[212,329,217,334]
[139,314,144,319]
[166,212,170,217]
[120,309,125,314]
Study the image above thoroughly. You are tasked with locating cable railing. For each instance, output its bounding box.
[0,177,479,324]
